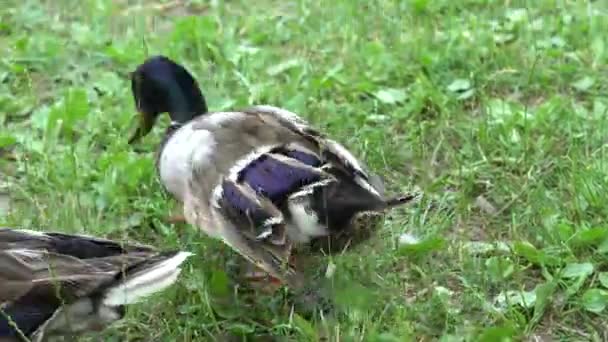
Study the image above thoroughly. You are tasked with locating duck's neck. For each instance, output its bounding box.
[165,84,207,127]
[168,110,198,127]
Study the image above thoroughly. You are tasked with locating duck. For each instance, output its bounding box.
[0,227,191,341]
[127,55,416,289]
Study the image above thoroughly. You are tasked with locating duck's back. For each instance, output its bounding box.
[158,107,319,203]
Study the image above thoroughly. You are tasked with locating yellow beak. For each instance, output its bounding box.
[127,111,154,145]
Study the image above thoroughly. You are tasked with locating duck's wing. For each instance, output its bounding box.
[182,106,380,202]
[184,116,333,286]
[0,228,157,303]
[190,144,388,286]
[0,228,191,341]
[245,106,386,197]
[0,248,120,340]
[184,107,413,286]
[188,145,333,288]
[0,228,154,255]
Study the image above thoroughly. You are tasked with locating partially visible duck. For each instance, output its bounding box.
[128,56,416,289]
[0,228,191,341]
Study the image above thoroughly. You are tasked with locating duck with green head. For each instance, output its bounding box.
[0,227,191,341]
[128,55,417,289]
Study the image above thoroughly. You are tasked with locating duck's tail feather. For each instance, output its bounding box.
[385,192,421,209]
[102,251,192,306]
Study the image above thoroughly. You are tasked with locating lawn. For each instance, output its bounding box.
[1,0,608,340]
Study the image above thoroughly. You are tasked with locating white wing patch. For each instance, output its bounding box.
[288,179,335,200]
[211,183,224,209]
[324,139,365,175]
[263,217,283,227]
[103,252,192,306]
[323,139,382,197]
[355,176,381,198]
[285,179,334,242]
[287,200,328,243]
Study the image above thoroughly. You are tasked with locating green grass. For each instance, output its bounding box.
[1,0,608,340]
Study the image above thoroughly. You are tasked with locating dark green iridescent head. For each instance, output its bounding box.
[128,55,208,144]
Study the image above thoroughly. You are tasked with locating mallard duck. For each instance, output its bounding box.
[0,228,191,341]
[127,55,415,289]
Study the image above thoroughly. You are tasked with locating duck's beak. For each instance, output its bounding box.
[128,111,154,145]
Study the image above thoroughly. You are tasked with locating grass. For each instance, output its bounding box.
[1,0,608,340]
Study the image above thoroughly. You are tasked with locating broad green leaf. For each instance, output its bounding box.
[284,93,307,114]
[505,8,527,23]
[555,223,575,242]
[71,22,95,46]
[592,36,605,64]
[227,323,255,335]
[322,62,345,84]
[571,227,608,248]
[438,334,464,342]
[494,33,516,45]
[513,241,559,265]
[208,269,230,297]
[0,134,16,148]
[292,314,318,341]
[456,88,475,100]
[370,333,403,342]
[398,236,445,257]
[63,87,89,126]
[411,0,430,13]
[572,77,595,92]
[477,325,517,342]
[485,98,518,123]
[494,289,536,310]
[434,286,453,301]
[581,288,608,313]
[549,36,566,48]
[533,281,557,324]
[122,157,154,188]
[374,88,407,104]
[93,71,123,96]
[599,272,608,289]
[464,241,510,256]
[266,59,302,76]
[597,238,608,254]
[486,257,515,282]
[593,99,607,119]
[213,97,237,111]
[46,87,89,138]
[566,274,588,297]
[175,15,217,42]
[447,78,471,93]
[562,262,594,279]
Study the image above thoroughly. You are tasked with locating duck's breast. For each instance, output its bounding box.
[158,121,217,202]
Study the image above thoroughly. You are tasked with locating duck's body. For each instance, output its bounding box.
[159,106,405,240]
[0,228,191,341]
[129,56,415,288]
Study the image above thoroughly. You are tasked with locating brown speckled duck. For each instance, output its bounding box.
[0,228,191,341]
[127,56,415,289]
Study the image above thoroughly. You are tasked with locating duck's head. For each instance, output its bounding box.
[128,55,208,144]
